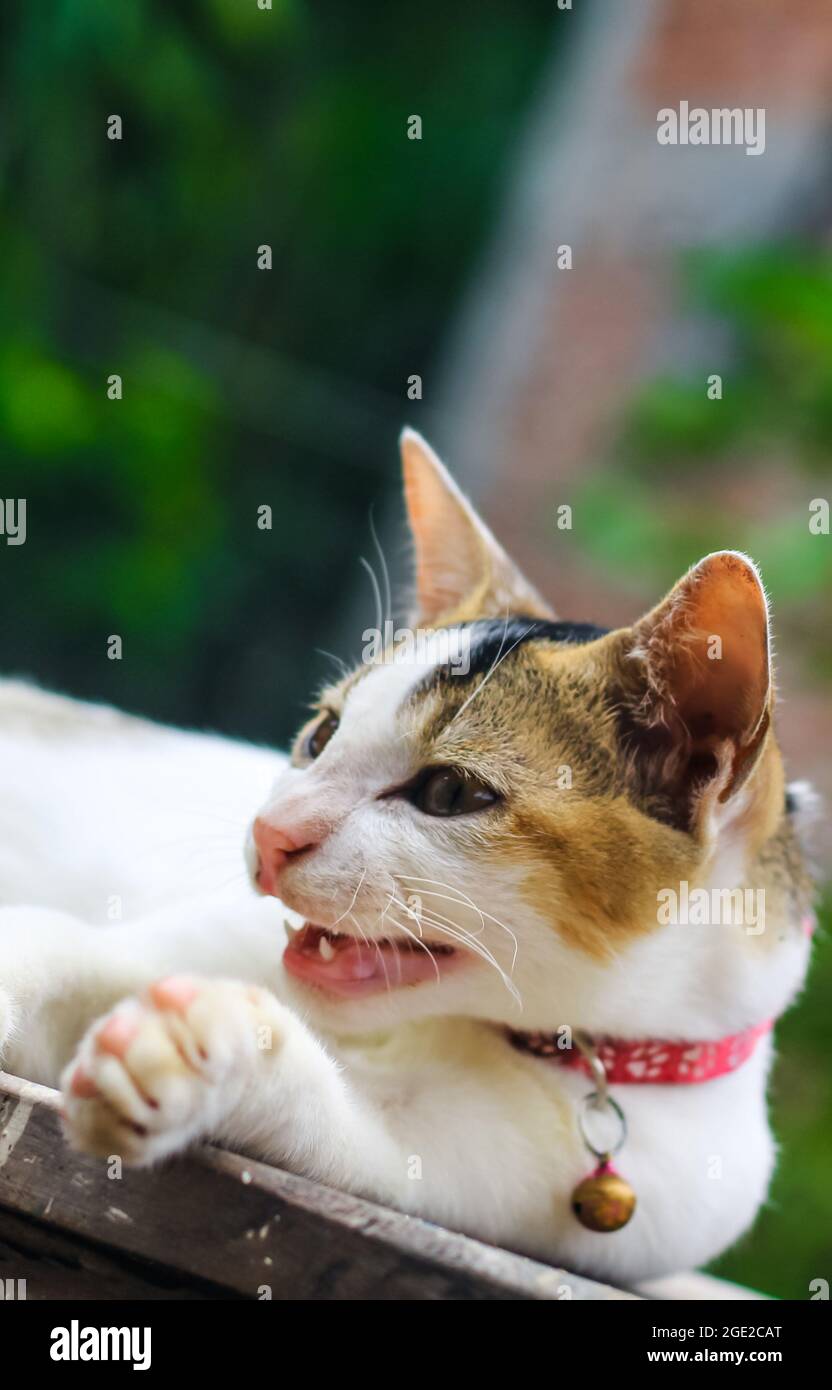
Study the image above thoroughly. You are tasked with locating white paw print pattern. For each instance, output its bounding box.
[590,1025,771,1085]
[510,1021,772,1083]
[597,1040,678,1082]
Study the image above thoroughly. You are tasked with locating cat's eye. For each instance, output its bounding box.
[411,767,499,818]
[305,711,339,759]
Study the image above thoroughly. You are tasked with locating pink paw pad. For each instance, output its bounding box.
[70,1065,98,1098]
[149,977,199,1012]
[97,1011,140,1059]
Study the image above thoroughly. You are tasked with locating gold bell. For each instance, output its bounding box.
[571,1160,637,1233]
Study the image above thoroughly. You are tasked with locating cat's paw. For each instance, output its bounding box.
[60,977,286,1165]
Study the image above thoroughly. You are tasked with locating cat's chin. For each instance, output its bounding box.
[281,922,469,999]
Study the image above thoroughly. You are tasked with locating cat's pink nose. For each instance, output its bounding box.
[252,817,319,895]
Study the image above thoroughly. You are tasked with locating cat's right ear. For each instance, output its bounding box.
[400,428,554,625]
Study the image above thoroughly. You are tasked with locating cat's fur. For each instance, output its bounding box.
[0,430,815,1286]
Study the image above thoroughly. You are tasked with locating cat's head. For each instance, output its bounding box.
[248,430,813,1038]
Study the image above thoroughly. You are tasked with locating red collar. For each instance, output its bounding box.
[505,911,815,1085]
[507,1019,773,1084]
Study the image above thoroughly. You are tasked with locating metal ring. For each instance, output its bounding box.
[573,1029,609,1103]
[578,1091,628,1160]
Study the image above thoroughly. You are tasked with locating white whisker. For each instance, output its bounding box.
[359,555,384,638]
[397,875,519,969]
[346,909,370,946]
[316,648,352,680]
[388,894,520,1006]
[383,912,441,986]
[330,868,367,929]
[369,509,392,627]
[447,612,534,726]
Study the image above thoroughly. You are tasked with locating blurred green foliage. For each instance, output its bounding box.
[0,0,558,740]
[626,251,832,475]
[571,248,832,687]
[708,896,832,1300]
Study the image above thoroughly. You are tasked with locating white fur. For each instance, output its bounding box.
[0,676,811,1284]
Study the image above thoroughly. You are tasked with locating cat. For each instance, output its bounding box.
[0,429,815,1287]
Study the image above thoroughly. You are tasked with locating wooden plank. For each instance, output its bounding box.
[0,1072,636,1301]
[0,1206,227,1299]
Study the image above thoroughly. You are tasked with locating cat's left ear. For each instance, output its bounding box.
[621,550,773,816]
[400,428,554,624]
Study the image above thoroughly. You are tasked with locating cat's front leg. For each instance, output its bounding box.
[61,977,403,1194]
[0,905,148,1086]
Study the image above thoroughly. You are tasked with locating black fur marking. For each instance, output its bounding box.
[411,617,610,695]
[785,788,797,815]
[459,617,610,680]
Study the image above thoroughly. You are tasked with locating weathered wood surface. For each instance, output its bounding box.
[0,1072,635,1301]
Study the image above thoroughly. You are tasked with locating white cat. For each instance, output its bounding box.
[0,430,814,1286]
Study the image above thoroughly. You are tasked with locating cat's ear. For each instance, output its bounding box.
[618,551,773,824]
[400,428,554,624]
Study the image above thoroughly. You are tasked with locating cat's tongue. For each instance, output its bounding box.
[283,923,454,997]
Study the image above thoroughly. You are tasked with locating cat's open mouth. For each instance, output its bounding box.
[282,922,465,997]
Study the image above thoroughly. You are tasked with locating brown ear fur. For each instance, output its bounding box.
[615,551,776,830]
[400,429,553,625]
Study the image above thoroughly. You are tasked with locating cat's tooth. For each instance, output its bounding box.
[319,936,336,962]
[284,922,301,943]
